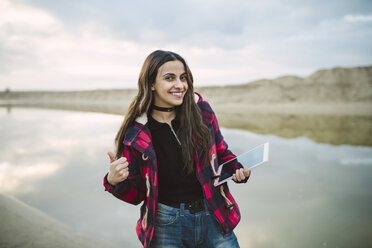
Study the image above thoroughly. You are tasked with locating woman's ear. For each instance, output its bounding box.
[151,84,155,91]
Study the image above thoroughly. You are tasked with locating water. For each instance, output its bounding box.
[0,107,371,248]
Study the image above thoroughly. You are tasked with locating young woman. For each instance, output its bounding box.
[103,50,251,248]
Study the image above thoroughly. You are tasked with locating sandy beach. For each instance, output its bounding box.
[0,194,116,248]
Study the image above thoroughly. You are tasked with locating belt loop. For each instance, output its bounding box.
[203,199,210,215]
[180,203,185,216]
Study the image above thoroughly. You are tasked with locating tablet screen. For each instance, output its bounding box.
[214,142,269,186]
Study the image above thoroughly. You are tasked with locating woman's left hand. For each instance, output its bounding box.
[232,166,251,182]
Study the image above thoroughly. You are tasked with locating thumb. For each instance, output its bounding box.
[107,151,116,163]
[243,166,251,177]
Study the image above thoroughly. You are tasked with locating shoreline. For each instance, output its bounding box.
[1,100,371,147]
[1,95,371,115]
[0,84,371,147]
[0,194,116,248]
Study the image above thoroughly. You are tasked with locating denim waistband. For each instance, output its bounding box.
[157,199,209,216]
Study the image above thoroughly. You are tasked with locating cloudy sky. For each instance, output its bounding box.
[1,0,371,90]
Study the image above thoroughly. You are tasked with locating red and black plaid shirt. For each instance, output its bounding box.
[104,92,247,248]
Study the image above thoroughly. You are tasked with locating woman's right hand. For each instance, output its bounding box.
[107,151,129,186]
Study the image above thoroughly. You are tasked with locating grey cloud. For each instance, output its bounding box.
[2,0,371,90]
[25,0,253,44]
[24,0,372,48]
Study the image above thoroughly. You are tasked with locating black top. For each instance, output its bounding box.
[147,112,204,205]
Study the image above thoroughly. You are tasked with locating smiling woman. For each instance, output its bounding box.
[103,50,251,248]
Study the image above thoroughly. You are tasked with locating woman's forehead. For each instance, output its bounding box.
[158,60,185,75]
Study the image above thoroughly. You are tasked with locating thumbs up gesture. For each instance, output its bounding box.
[107,152,129,186]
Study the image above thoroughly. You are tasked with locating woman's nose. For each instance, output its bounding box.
[174,79,184,88]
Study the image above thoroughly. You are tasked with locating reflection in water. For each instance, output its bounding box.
[3,103,372,146]
[0,162,59,193]
[224,129,372,248]
[217,111,372,146]
[0,107,372,248]
[0,103,126,116]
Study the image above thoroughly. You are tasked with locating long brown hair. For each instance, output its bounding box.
[115,50,212,174]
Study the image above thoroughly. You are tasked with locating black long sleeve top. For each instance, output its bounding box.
[147,112,204,205]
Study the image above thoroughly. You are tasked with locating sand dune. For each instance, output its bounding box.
[1,65,371,107]
[197,66,372,104]
[0,194,116,248]
[1,65,371,110]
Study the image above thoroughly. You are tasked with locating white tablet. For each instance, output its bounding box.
[213,142,269,186]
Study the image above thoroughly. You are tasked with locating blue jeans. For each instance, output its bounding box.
[151,201,240,248]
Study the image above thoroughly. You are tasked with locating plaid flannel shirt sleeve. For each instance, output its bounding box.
[103,146,146,205]
[210,104,249,184]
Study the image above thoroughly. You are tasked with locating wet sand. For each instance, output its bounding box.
[0,194,116,248]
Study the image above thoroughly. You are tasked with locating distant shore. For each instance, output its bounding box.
[1,65,371,146]
[1,87,371,116]
[0,89,371,146]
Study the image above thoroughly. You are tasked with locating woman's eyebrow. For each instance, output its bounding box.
[162,71,186,77]
[162,73,176,77]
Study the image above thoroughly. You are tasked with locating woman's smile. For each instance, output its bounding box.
[169,91,184,98]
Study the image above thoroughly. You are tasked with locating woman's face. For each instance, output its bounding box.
[151,60,188,108]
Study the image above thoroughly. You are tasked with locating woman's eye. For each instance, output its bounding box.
[165,76,174,81]
[180,75,187,81]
